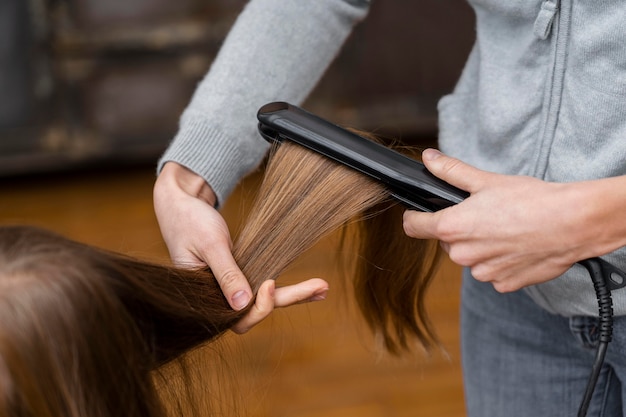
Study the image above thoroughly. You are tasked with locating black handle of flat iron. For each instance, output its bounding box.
[579,257,626,292]
[577,257,626,345]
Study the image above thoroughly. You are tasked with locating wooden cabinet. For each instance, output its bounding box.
[0,0,474,176]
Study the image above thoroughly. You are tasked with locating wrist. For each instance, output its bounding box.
[572,177,626,259]
[157,162,217,207]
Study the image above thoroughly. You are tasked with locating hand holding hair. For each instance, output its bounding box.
[154,161,254,311]
[404,149,626,293]
[153,162,330,331]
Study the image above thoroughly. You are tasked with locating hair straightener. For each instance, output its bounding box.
[257,101,468,213]
[257,101,625,417]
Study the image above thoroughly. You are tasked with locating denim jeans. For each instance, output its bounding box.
[461,268,626,416]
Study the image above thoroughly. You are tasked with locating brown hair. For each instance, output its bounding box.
[0,137,441,416]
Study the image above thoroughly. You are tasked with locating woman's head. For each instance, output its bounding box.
[0,226,170,417]
[0,226,239,417]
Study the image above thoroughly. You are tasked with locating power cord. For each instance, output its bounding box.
[577,258,626,417]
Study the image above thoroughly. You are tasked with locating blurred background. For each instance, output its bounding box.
[0,0,474,176]
[0,0,475,415]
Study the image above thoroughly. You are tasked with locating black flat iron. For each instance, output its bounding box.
[256,101,626,417]
[257,101,468,213]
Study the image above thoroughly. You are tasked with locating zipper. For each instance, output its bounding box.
[532,0,571,179]
[533,0,558,40]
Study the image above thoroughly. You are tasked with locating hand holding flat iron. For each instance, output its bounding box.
[403,149,626,292]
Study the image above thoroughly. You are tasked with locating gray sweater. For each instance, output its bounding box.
[158,0,370,205]
[159,0,626,317]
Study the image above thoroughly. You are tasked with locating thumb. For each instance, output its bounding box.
[421,149,486,193]
[204,244,253,311]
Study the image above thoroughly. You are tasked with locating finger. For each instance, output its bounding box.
[421,149,487,193]
[402,209,440,240]
[230,279,329,334]
[273,278,329,307]
[231,280,276,334]
[204,244,253,311]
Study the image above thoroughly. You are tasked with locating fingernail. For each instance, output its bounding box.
[422,148,442,161]
[232,290,251,310]
[309,288,329,302]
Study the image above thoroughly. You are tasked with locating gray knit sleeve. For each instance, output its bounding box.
[158,0,371,206]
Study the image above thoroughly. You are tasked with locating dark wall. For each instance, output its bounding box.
[0,0,475,176]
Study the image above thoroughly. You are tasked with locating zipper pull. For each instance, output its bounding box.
[533,0,559,40]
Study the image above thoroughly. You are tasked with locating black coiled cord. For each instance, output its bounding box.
[577,258,618,417]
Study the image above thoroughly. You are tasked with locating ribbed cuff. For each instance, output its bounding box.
[157,113,268,207]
